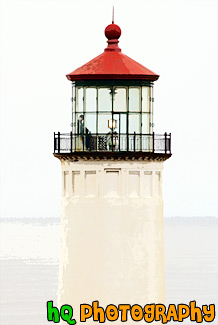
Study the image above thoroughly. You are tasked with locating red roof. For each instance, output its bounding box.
[66,23,159,82]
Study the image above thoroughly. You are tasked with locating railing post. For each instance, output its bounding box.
[70,131,72,153]
[152,132,155,153]
[134,132,136,152]
[164,132,167,154]
[58,132,60,153]
[54,132,56,153]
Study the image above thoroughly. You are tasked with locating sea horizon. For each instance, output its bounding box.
[0,216,217,324]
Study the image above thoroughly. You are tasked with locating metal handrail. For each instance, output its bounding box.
[54,132,171,154]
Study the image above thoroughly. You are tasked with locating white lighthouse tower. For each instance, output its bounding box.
[54,19,171,322]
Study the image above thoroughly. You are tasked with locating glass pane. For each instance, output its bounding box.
[72,85,76,112]
[98,88,112,112]
[113,88,127,112]
[76,87,83,112]
[142,113,149,134]
[142,87,150,112]
[85,113,96,133]
[112,114,119,133]
[112,114,127,151]
[150,87,153,114]
[129,87,140,112]
[86,88,97,112]
[98,114,112,133]
[76,113,85,134]
[72,86,76,134]
[120,114,127,134]
[75,114,85,150]
[71,112,75,134]
[150,113,153,133]
[120,114,127,150]
[129,114,140,133]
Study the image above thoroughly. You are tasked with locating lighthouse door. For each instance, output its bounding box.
[113,113,127,151]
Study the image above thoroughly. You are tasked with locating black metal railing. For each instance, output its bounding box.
[54,132,171,154]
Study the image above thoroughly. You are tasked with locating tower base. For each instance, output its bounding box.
[58,159,165,322]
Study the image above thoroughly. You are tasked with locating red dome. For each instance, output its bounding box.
[66,23,159,82]
[105,23,121,40]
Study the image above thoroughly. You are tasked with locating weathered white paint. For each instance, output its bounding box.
[58,160,165,323]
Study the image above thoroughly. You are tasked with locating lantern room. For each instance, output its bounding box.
[54,22,171,159]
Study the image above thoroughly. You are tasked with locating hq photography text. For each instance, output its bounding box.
[47,300,215,324]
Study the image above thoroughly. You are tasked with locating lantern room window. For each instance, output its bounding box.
[86,88,96,112]
[76,87,84,112]
[73,84,154,136]
[129,87,140,112]
[113,87,127,112]
[142,87,150,112]
[98,113,112,133]
[129,114,140,133]
[98,88,112,112]
[86,113,97,133]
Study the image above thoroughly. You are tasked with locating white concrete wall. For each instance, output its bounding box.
[58,160,165,323]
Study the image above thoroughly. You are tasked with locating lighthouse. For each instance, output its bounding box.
[54,19,171,322]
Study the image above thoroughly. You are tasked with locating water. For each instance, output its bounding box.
[0,217,217,324]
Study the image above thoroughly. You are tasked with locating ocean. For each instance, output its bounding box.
[0,217,217,324]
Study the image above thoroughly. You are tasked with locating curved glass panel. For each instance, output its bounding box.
[119,114,127,150]
[150,87,154,132]
[76,87,84,112]
[150,87,153,115]
[76,113,85,134]
[120,114,127,134]
[142,87,150,112]
[150,113,153,133]
[98,88,112,112]
[129,114,140,133]
[129,87,140,112]
[72,85,76,112]
[86,88,97,112]
[113,87,127,112]
[98,113,112,133]
[72,85,76,135]
[85,113,96,133]
[142,113,149,134]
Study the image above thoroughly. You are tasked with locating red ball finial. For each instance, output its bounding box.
[105,23,121,40]
[104,8,121,52]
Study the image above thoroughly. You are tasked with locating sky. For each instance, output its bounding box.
[0,0,217,218]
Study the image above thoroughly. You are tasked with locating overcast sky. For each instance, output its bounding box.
[0,0,217,218]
